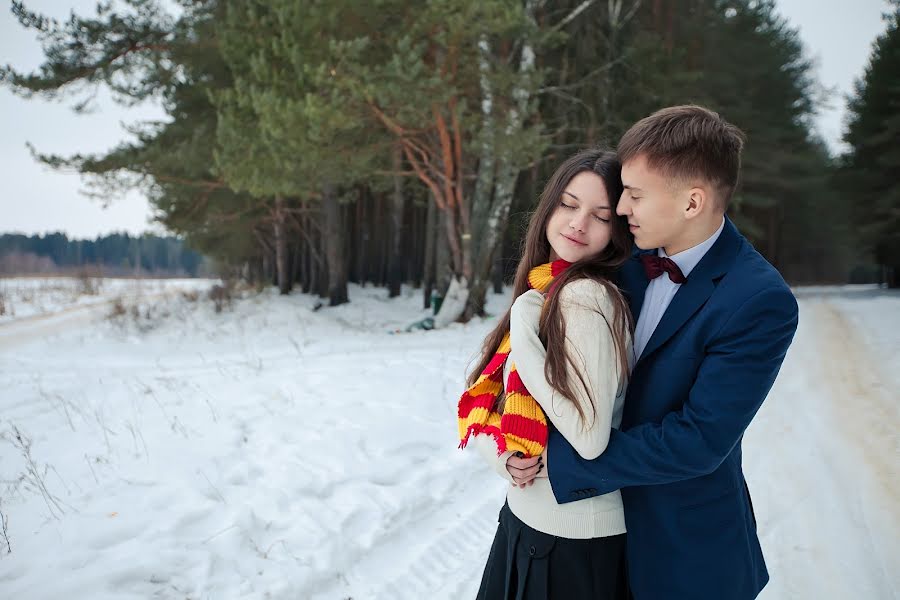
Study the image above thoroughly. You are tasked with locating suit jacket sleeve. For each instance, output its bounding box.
[548,286,799,503]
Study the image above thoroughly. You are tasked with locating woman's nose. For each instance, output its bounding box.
[569,212,587,232]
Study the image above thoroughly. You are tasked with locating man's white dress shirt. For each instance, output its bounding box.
[632,218,726,363]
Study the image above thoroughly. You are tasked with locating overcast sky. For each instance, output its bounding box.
[0,0,892,239]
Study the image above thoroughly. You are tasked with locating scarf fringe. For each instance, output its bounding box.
[459,423,507,455]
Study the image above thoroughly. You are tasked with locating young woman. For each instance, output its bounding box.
[457,149,634,599]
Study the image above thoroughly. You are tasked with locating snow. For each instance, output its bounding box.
[0,277,209,322]
[0,279,897,599]
[749,286,899,600]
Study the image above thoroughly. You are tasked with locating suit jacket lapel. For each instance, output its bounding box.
[621,248,653,320]
[637,217,743,364]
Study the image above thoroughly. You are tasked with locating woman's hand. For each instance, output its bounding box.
[506,452,544,488]
[534,448,549,478]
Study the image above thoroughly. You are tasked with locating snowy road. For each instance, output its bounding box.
[0,299,140,351]
[0,283,896,599]
[0,277,211,351]
[748,289,899,600]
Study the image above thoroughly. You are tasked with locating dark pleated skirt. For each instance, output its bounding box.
[476,501,629,600]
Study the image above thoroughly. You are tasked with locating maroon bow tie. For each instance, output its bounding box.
[641,254,687,284]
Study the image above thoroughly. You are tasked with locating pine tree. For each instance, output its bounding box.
[213,0,393,303]
[840,1,900,287]
[323,0,550,320]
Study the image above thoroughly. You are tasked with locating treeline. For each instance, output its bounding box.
[0,232,205,277]
[838,1,900,288]
[1,0,896,322]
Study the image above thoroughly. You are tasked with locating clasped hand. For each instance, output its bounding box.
[506,449,548,489]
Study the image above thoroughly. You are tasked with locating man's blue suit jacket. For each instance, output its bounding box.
[548,217,799,600]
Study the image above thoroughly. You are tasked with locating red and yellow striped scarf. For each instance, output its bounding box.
[457,259,570,457]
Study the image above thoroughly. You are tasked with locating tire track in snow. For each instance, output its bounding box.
[367,492,499,600]
[310,468,505,600]
[810,301,898,503]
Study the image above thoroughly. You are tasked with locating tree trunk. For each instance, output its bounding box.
[433,274,469,328]
[356,188,367,285]
[343,203,354,290]
[316,217,329,298]
[433,208,469,326]
[309,205,326,297]
[423,192,438,310]
[376,192,388,285]
[300,199,312,293]
[462,7,537,321]
[492,250,504,294]
[407,195,421,288]
[291,235,302,289]
[299,233,309,293]
[273,194,291,295]
[442,199,465,281]
[388,160,406,296]
[346,191,358,284]
[435,206,452,297]
[307,228,316,294]
[323,184,349,306]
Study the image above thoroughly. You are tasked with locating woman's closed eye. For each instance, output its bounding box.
[561,200,608,223]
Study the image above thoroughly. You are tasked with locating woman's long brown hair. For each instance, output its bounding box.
[467,149,634,426]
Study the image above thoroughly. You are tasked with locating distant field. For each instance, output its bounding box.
[0,276,214,323]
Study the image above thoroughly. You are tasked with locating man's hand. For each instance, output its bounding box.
[506,452,544,488]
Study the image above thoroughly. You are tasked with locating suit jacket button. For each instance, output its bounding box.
[529,545,536,556]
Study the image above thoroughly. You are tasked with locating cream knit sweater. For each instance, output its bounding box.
[473,278,630,539]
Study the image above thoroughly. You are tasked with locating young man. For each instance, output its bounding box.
[510,105,799,598]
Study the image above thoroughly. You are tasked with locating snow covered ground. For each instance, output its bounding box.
[0,277,209,323]
[0,279,897,599]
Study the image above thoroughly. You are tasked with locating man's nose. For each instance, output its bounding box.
[617,192,631,216]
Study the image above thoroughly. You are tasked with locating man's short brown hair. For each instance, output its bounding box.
[618,105,746,209]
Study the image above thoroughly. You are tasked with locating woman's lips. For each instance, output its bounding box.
[562,234,587,246]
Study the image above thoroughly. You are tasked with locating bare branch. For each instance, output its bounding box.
[550,0,599,32]
[9,426,64,519]
[0,498,10,555]
[620,0,644,27]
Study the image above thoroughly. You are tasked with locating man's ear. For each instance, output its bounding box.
[684,186,709,220]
